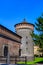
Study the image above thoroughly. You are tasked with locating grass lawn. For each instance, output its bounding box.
[17,57,43,64]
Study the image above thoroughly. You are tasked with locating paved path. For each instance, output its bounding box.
[0,64,43,65]
[37,64,43,65]
[34,64,43,65]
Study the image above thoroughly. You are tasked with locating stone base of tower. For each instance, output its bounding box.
[20,55,34,61]
[26,56,34,61]
[21,54,34,61]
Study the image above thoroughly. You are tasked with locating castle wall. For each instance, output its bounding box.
[0,25,21,57]
[0,26,21,42]
[0,37,20,56]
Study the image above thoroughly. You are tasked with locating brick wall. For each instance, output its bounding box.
[0,37,21,56]
[0,27,21,42]
[0,26,21,57]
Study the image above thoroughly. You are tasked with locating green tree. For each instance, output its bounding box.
[31,15,43,56]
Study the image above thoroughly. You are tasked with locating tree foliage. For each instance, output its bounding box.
[31,15,43,56]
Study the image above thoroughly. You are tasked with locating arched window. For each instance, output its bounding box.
[4,46,8,57]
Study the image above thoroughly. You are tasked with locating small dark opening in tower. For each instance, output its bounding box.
[19,49,21,56]
[4,46,8,57]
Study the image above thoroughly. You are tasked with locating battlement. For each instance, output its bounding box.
[15,19,34,31]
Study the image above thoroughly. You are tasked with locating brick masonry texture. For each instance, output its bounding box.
[0,26,21,57]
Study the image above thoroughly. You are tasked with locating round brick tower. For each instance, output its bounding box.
[15,19,34,61]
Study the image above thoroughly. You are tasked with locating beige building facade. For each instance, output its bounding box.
[34,45,39,55]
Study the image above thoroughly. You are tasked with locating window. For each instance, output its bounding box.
[26,41,28,44]
[19,49,21,56]
[26,36,28,39]
[26,48,28,50]
[4,46,8,57]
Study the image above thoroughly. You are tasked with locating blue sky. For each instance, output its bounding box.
[0,0,43,33]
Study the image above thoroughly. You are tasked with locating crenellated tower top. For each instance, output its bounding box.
[15,19,34,31]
